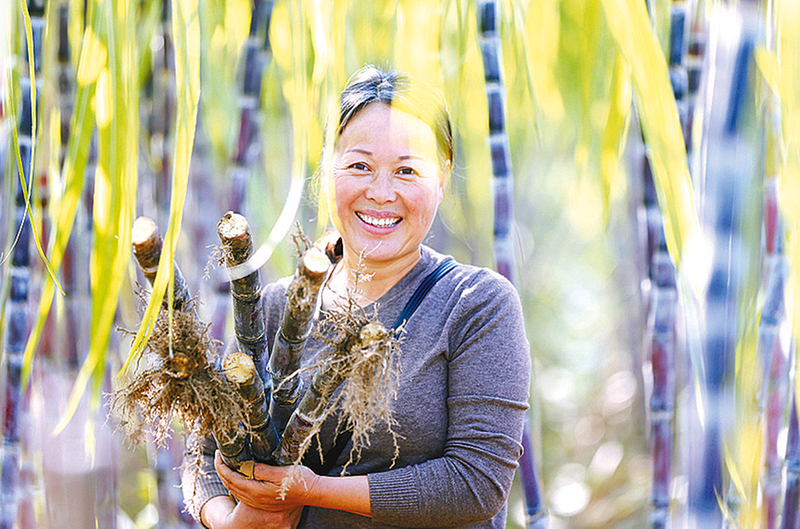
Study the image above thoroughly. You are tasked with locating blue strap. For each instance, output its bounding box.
[311,258,458,475]
[392,258,458,331]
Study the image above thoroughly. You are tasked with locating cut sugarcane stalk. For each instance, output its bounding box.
[268,244,331,435]
[132,216,191,312]
[223,352,277,463]
[217,212,268,381]
[118,217,254,476]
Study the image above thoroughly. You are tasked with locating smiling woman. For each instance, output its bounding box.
[328,103,447,302]
[187,65,532,529]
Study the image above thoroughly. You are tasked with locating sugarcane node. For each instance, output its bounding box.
[166,352,197,379]
[358,322,388,346]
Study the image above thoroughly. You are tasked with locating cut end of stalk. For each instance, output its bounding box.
[167,352,197,379]
[217,211,250,247]
[358,322,389,346]
[223,352,257,385]
[132,216,162,269]
[301,246,332,278]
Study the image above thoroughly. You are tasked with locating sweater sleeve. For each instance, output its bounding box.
[368,271,532,527]
[181,432,230,523]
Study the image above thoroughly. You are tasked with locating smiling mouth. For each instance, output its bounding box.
[356,212,402,228]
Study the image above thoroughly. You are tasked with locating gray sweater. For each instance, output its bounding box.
[184,246,532,528]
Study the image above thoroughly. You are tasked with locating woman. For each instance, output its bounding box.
[186,65,532,529]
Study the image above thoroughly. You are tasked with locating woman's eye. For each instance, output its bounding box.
[397,167,416,177]
[349,162,369,171]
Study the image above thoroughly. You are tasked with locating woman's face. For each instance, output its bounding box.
[332,103,447,267]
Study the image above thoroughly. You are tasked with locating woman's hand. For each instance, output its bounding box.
[212,449,372,521]
[200,494,303,529]
[214,451,319,511]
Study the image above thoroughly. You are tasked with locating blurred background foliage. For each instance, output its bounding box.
[3,0,798,527]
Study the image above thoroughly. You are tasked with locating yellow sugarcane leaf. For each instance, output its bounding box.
[601,0,698,268]
[755,47,779,96]
[517,0,563,123]
[270,1,292,71]
[58,0,140,428]
[599,52,632,218]
[76,26,107,87]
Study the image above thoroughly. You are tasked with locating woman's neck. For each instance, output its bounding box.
[326,247,422,307]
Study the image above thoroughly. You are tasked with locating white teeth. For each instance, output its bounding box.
[357,212,401,228]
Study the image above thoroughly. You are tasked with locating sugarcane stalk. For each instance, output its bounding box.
[271,322,386,466]
[688,5,761,524]
[131,218,248,470]
[268,243,330,436]
[227,0,274,211]
[1,0,42,520]
[758,173,789,528]
[476,1,545,526]
[1,208,31,529]
[781,395,800,529]
[640,3,688,526]
[223,351,278,464]
[647,242,677,529]
[217,211,269,381]
[132,216,192,312]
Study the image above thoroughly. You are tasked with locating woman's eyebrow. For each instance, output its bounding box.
[345,148,373,155]
[398,154,425,161]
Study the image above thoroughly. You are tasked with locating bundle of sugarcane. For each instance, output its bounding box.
[116,210,401,488]
[216,212,401,475]
[110,217,263,477]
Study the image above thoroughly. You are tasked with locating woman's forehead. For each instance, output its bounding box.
[336,104,438,151]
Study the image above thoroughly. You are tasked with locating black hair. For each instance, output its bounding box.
[336,65,453,168]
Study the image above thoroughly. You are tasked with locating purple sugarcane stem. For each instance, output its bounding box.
[518,417,546,527]
[477,0,544,524]
[781,395,800,529]
[1,19,38,522]
[760,180,787,528]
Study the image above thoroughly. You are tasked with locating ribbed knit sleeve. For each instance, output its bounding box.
[181,434,229,523]
[365,263,531,528]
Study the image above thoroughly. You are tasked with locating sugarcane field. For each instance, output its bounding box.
[2,0,800,527]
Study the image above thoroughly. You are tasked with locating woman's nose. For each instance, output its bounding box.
[365,171,396,203]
